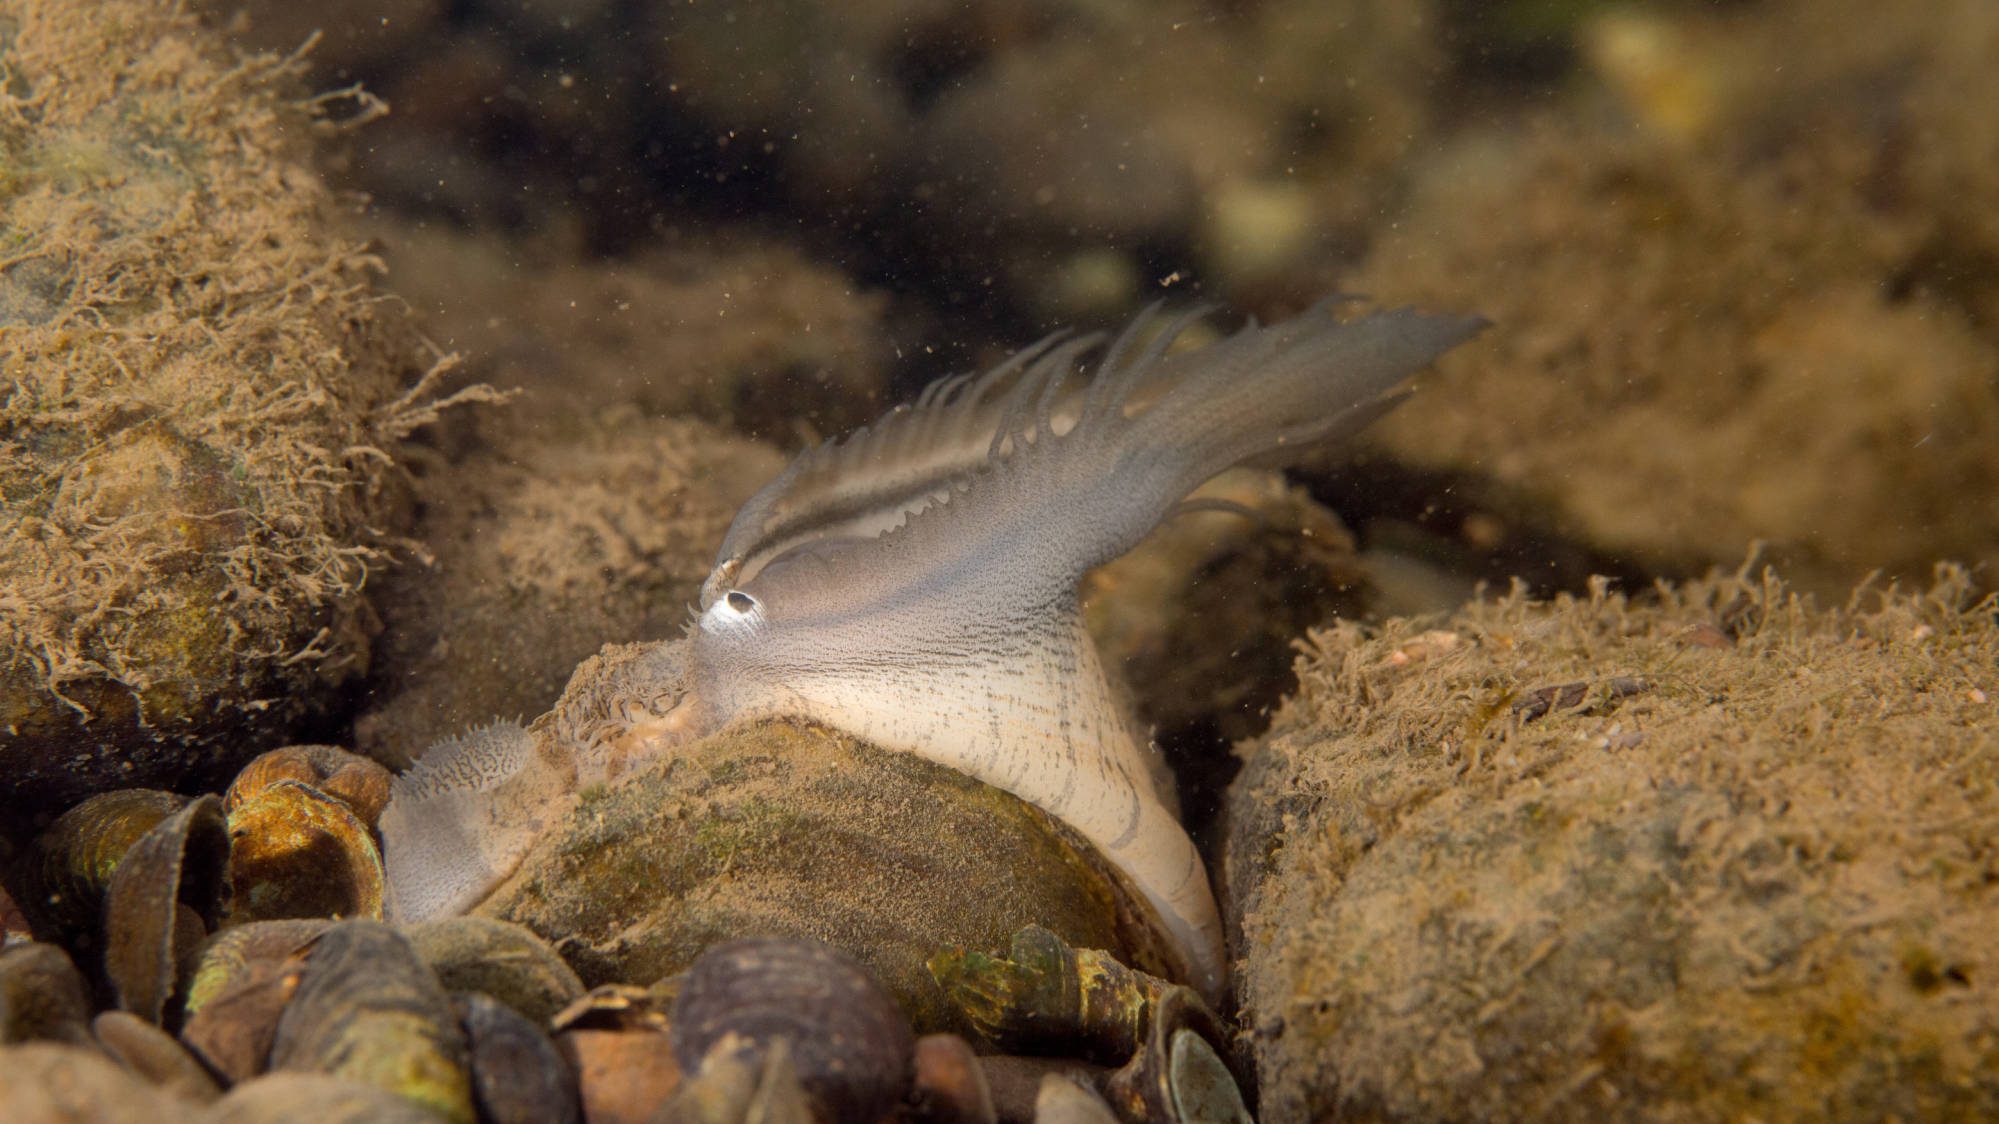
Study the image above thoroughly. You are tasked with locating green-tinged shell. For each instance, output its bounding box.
[92,1010,221,1103]
[0,941,94,1046]
[179,919,329,1083]
[223,779,385,925]
[104,795,229,1026]
[455,992,582,1124]
[406,916,584,1027]
[933,928,1250,1124]
[670,938,914,1124]
[226,747,393,831]
[28,790,188,937]
[930,925,1176,1062]
[267,920,474,1124]
[0,1041,196,1124]
[477,720,1171,1034]
[209,1072,446,1124]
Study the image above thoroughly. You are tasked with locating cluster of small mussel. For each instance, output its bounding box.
[1,746,1253,1122]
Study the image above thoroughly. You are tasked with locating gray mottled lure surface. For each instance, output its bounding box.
[382,299,1485,1001]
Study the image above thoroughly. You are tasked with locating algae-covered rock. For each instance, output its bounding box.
[369,224,893,445]
[476,716,1174,1036]
[1225,568,1999,1122]
[0,0,441,812]
[1354,0,1999,593]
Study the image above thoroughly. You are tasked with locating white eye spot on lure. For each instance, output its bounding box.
[702,589,765,636]
[381,297,1486,1003]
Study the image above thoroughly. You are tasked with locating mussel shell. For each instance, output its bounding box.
[1159,1029,1252,1124]
[1098,990,1250,1124]
[0,941,94,1046]
[92,1010,222,1103]
[209,1072,446,1124]
[223,779,384,925]
[178,919,329,1083]
[28,789,188,938]
[407,916,584,1026]
[478,721,1173,1033]
[670,937,915,1124]
[930,925,1168,1062]
[0,1040,195,1124]
[104,795,229,1026]
[226,746,391,830]
[267,920,474,1124]
[1034,1075,1121,1124]
[455,991,581,1124]
[656,1035,815,1124]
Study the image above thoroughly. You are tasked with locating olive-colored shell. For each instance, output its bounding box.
[478,721,1172,1033]
[407,916,584,1027]
[0,941,94,1046]
[455,991,581,1124]
[223,779,385,925]
[930,925,1176,1062]
[1098,990,1250,1124]
[28,789,188,937]
[267,921,474,1124]
[104,795,229,1026]
[92,1010,222,1103]
[226,746,392,829]
[179,920,329,1083]
[670,938,915,1124]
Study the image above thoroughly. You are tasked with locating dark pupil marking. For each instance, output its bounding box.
[726,591,756,612]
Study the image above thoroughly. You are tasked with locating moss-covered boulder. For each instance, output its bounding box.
[0,0,441,813]
[1226,567,1999,1122]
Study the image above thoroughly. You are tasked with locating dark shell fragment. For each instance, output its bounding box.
[671,937,916,1124]
[103,795,229,1026]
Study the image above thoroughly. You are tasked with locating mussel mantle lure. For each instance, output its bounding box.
[382,299,1486,1002]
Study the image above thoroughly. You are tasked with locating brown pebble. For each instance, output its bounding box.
[912,1033,997,1124]
[558,1026,681,1124]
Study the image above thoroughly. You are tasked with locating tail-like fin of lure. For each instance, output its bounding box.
[379,720,570,923]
